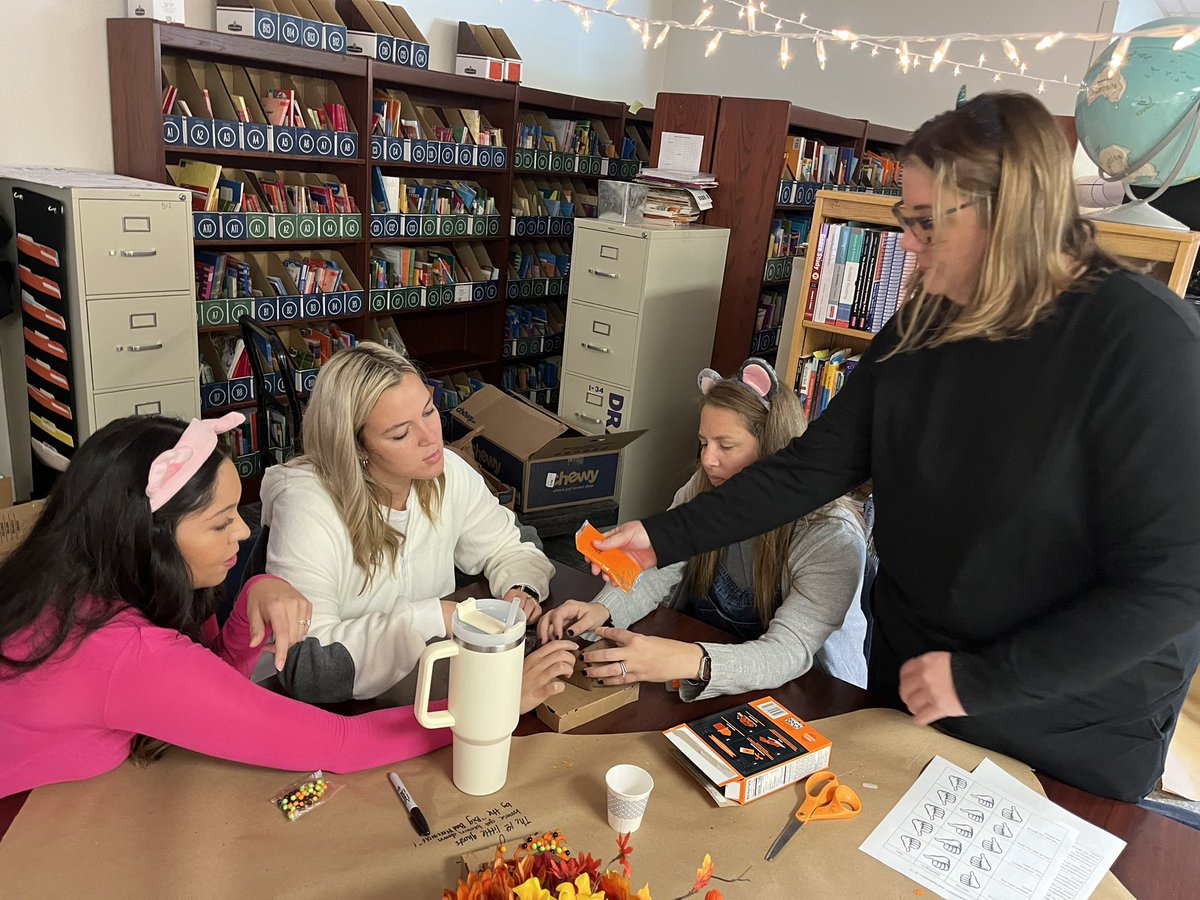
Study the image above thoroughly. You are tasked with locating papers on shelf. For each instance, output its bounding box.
[636,167,718,189]
[859,755,1125,900]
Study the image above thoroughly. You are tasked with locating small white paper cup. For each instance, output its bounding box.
[606,764,654,833]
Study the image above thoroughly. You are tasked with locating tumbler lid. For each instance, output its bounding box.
[452,598,526,652]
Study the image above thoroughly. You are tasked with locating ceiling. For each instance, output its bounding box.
[1155,0,1200,14]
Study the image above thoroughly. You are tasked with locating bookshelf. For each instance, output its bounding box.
[778,189,1200,391]
[705,99,908,374]
[106,18,652,462]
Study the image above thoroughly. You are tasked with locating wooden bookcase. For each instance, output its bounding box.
[778,190,1200,388]
[705,100,909,374]
[106,18,650,423]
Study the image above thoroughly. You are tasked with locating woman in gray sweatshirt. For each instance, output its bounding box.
[539,358,868,697]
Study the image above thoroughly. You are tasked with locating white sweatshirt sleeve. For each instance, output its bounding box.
[263,470,444,702]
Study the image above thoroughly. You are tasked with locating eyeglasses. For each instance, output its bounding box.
[891,199,980,244]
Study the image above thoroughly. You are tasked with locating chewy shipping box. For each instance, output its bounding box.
[450,385,643,513]
[0,498,47,562]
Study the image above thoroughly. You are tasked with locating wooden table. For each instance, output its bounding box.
[2,564,1196,899]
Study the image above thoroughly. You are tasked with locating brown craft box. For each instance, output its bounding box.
[536,678,640,732]
[0,498,46,562]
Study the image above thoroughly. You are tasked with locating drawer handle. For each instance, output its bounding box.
[119,249,158,258]
[575,412,603,425]
[587,268,619,279]
[581,342,611,353]
[122,342,164,353]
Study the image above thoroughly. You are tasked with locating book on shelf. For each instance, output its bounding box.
[804,225,913,334]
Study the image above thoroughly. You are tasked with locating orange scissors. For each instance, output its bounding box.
[765,769,862,861]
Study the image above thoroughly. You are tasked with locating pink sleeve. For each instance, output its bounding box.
[201,574,284,677]
[102,624,451,773]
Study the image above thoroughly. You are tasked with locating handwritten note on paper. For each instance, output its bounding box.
[859,756,1079,900]
[415,800,534,849]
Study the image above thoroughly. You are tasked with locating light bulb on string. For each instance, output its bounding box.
[1035,32,1063,51]
[870,45,879,57]
[831,29,856,42]
[653,24,670,49]
[1175,25,1200,50]
[850,40,858,50]
[898,40,910,72]
[705,31,722,57]
[581,10,591,31]
[625,16,641,33]
[993,72,1001,82]
[1107,35,1131,75]
[606,0,617,8]
[779,36,791,68]
[641,22,650,48]
[1001,38,1020,67]
[978,53,986,66]
[775,19,782,32]
[694,5,713,26]
[746,2,757,31]
[1038,80,1046,93]
[930,38,950,72]
[1020,62,1027,74]
[815,37,827,70]
[953,63,962,77]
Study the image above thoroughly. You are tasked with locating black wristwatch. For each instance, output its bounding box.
[509,584,541,603]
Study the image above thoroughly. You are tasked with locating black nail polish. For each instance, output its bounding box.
[567,628,575,636]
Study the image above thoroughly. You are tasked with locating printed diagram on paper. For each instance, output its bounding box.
[860,756,1078,900]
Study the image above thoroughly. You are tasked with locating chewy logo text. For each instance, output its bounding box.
[545,469,600,488]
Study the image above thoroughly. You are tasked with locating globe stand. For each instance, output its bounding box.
[1086,92,1200,233]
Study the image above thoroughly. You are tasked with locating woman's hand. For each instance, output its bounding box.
[536,599,610,644]
[502,587,543,625]
[592,521,658,578]
[246,577,313,672]
[520,640,577,713]
[899,651,967,725]
[581,625,704,686]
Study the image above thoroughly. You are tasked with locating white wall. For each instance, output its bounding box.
[661,0,1116,130]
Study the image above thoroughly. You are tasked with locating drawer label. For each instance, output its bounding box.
[591,320,611,336]
[600,244,619,260]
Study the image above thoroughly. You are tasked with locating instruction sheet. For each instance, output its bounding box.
[860,756,1079,900]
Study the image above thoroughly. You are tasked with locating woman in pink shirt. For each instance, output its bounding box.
[0,413,455,797]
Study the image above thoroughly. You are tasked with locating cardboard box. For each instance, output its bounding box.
[0,499,46,562]
[663,696,833,805]
[448,427,516,509]
[537,648,640,732]
[127,0,184,23]
[487,26,523,82]
[0,475,12,509]
[450,385,643,513]
[455,21,504,81]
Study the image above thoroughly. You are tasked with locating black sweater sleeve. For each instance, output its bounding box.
[644,337,880,566]
[953,291,1200,714]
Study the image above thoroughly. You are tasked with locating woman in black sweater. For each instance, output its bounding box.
[592,92,1200,803]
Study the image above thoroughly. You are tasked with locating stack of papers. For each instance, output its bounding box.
[859,755,1126,900]
[641,187,711,224]
[636,167,718,188]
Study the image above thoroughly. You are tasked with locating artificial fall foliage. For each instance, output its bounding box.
[442,830,729,900]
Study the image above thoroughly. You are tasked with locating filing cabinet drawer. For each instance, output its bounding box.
[558,372,632,436]
[569,228,648,313]
[563,301,639,386]
[86,295,197,390]
[91,380,200,429]
[79,198,192,296]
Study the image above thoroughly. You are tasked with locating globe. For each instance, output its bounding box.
[1076,15,1200,189]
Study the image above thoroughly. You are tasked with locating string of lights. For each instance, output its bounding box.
[540,0,1198,94]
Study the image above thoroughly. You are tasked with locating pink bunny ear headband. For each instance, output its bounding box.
[145,412,245,513]
[696,357,779,408]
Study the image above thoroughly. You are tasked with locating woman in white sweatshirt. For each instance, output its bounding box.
[538,358,868,698]
[260,342,574,709]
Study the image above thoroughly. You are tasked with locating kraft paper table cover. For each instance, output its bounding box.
[0,708,1131,899]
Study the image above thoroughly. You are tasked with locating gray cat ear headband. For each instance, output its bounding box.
[696,357,779,409]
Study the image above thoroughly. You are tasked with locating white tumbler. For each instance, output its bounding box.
[414,598,526,795]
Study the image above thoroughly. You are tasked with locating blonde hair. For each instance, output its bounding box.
[683,376,860,627]
[295,342,444,584]
[890,91,1121,356]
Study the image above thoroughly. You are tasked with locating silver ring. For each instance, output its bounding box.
[300,619,311,627]
[618,660,628,677]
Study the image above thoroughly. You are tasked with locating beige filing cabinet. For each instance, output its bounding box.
[558,219,730,521]
[0,169,199,498]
